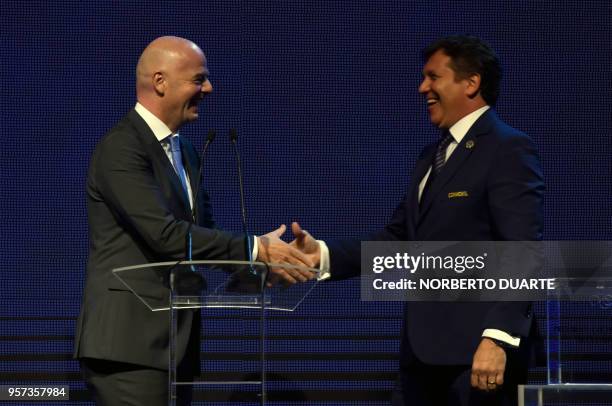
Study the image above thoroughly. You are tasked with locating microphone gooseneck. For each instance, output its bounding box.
[185,129,216,261]
[229,128,253,264]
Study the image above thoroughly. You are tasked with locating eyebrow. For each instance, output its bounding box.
[422,69,438,77]
[193,71,209,79]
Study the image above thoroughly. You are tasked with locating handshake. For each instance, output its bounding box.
[255,222,322,286]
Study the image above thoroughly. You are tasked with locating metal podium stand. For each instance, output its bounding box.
[112,260,320,405]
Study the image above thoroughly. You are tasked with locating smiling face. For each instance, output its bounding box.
[160,46,212,131]
[136,37,213,132]
[418,50,483,129]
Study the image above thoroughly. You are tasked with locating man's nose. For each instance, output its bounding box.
[418,79,429,94]
[202,80,213,94]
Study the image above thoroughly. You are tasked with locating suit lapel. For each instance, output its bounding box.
[410,144,436,228]
[127,110,193,219]
[417,109,494,223]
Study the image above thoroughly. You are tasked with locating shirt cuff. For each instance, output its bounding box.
[317,240,331,280]
[482,329,520,347]
[251,235,258,262]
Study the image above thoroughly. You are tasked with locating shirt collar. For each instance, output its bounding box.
[448,105,490,143]
[134,102,175,141]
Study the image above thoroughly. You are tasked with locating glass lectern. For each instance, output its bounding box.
[112,260,320,406]
[519,277,612,406]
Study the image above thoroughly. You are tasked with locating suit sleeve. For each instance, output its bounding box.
[90,130,248,261]
[328,192,410,280]
[482,132,545,336]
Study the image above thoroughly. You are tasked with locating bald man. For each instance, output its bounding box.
[74,37,313,405]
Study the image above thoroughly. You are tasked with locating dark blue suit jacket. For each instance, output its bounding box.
[329,109,544,365]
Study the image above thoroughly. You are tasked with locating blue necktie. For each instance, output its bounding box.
[420,130,453,208]
[169,135,191,208]
[432,130,454,177]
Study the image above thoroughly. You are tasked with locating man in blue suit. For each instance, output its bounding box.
[292,36,544,405]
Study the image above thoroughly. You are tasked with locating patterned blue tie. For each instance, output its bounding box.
[419,130,454,208]
[169,135,191,208]
[432,130,454,177]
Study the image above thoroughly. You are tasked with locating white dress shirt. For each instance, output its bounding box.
[134,103,194,208]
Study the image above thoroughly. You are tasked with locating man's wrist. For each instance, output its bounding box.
[483,337,514,351]
[481,328,520,348]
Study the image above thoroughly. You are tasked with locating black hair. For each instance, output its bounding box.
[423,35,502,106]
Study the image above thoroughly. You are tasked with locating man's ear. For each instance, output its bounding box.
[152,72,166,96]
[465,73,481,99]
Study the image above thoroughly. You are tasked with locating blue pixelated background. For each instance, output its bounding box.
[1,1,610,404]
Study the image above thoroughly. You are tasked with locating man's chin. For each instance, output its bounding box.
[428,115,442,127]
[184,112,199,122]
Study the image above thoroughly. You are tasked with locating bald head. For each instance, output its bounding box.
[136,36,203,95]
[135,36,212,132]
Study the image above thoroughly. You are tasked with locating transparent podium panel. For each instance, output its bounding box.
[112,261,320,406]
[546,278,612,385]
[519,277,612,405]
[519,384,612,406]
[112,260,320,311]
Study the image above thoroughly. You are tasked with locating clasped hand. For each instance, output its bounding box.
[256,223,319,286]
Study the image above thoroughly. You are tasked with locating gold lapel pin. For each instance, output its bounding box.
[465,140,475,149]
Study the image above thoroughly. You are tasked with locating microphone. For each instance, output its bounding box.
[229,128,253,264]
[169,130,215,293]
[192,129,216,220]
[186,129,216,261]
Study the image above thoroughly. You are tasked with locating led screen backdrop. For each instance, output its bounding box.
[1,0,610,404]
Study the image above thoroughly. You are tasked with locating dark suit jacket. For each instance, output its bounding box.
[328,109,544,366]
[74,110,248,371]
